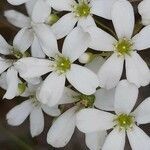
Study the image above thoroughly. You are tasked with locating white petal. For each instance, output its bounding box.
[114,80,138,115]
[102,129,125,150]
[48,0,75,11]
[127,126,150,150]
[94,88,115,111]
[138,0,150,26]
[86,26,116,51]
[62,27,90,62]
[47,106,77,148]
[86,131,107,150]
[13,28,34,53]
[134,97,150,124]
[51,13,77,39]
[24,77,42,85]
[30,107,44,137]
[0,57,12,74]
[58,87,78,104]
[111,0,134,38]
[91,0,117,19]
[85,56,106,74]
[3,67,19,99]
[25,0,37,16]
[66,64,99,95]
[0,72,7,90]
[41,104,61,117]
[31,36,45,58]
[4,10,31,28]
[125,52,150,87]
[98,53,124,89]
[33,24,58,57]
[32,0,51,23]
[76,108,115,133]
[15,57,53,78]
[37,72,66,106]
[133,25,150,50]
[77,16,96,29]
[7,0,30,5]
[6,100,33,126]
[0,35,12,55]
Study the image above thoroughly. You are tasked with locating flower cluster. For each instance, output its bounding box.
[0,0,150,149]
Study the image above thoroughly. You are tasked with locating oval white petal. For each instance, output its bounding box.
[31,0,51,23]
[33,24,58,57]
[125,52,150,87]
[4,10,31,28]
[3,67,19,99]
[114,80,138,115]
[95,88,115,111]
[86,131,107,150]
[127,126,150,150]
[66,64,99,95]
[91,0,117,19]
[132,25,150,50]
[111,0,134,39]
[37,72,66,106]
[15,57,53,78]
[30,107,44,137]
[98,53,124,89]
[31,35,45,58]
[47,106,77,148]
[134,97,150,124]
[102,128,125,150]
[62,27,90,62]
[13,28,34,53]
[51,13,77,39]
[86,26,116,51]
[76,108,115,133]
[0,35,12,55]
[6,100,33,126]
[41,104,61,117]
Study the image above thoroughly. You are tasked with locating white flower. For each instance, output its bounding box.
[138,0,150,25]
[15,27,99,107]
[48,0,117,39]
[86,0,150,89]
[0,31,35,99]
[4,0,52,58]
[76,80,150,150]
[47,87,107,150]
[6,82,61,137]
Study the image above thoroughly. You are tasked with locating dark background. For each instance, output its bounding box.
[0,0,149,149]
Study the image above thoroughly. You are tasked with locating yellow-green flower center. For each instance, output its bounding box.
[115,114,134,130]
[54,55,71,74]
[11,48,23,59]
[75,94,95,108]
[115,38,133,56]
[74,1,91,17]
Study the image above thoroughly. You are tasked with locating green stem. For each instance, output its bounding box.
[95,19,117,39]
[0,124,33,150]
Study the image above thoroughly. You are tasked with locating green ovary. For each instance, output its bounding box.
[55,55,71,74]
[74,1,91,17]
[115,38,133,56]
[115,114,134,130]
[75,94,95,108]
